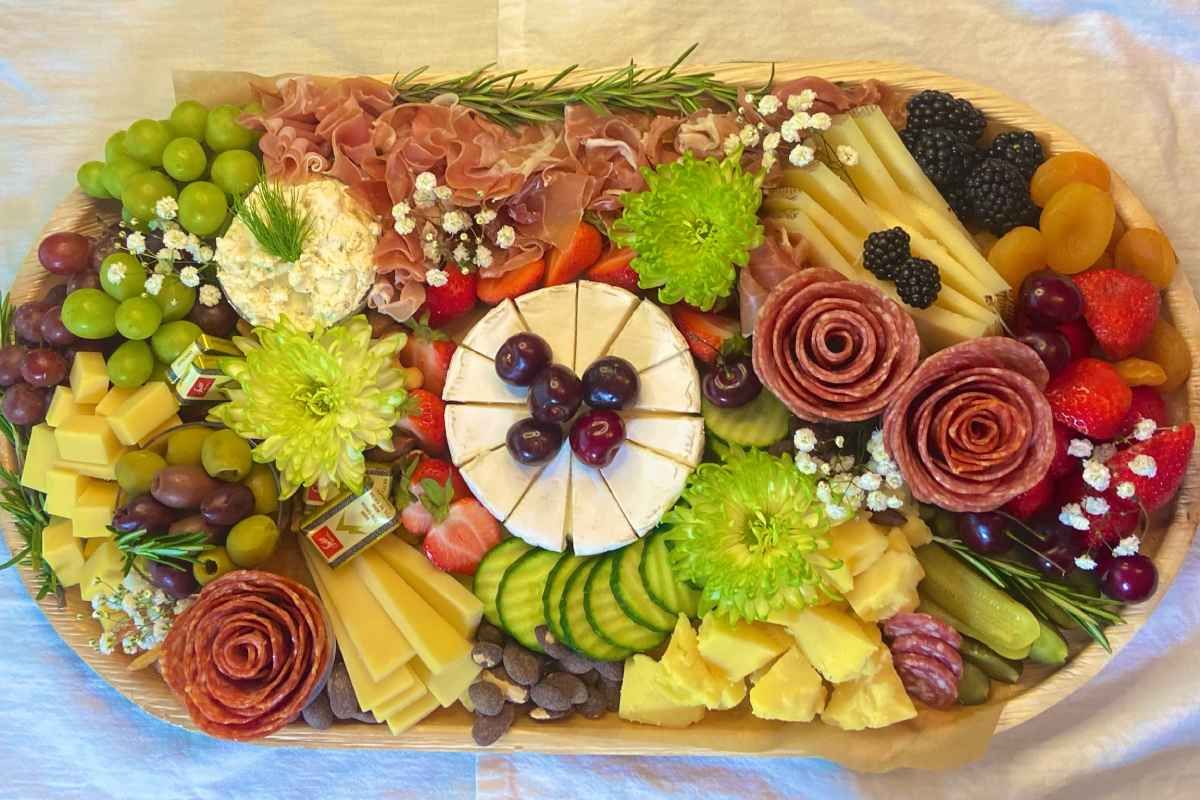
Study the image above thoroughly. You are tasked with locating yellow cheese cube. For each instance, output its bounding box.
[45,386,97,428]
[94,385,137,417]
[697,614,790,681]
[78,540,125,602]
[41,517,84,587]
[618,654,706,729]
[384,692,440,736]
[660,614,744,709]
[898,513,933,548]
[44,468,91,518]
[709,676,747,711]
[53,415,123,465]
[411,652,481,708]
[69,351,109,403]
[821,653,917,731]
[54,456,121,481]
[106,382,180,446]
[83,537,107,559]
[749,647,827,722]
[887,528,914,555]
[20,424,59,493]
[826,517,890,576]
[137,414,182,447]
[844,550,924,622]
[72,481,120,538]
[778,605,882,684]
[373,536,483,639]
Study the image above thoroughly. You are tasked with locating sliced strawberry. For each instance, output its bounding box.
[423,498,503,575]
[396,388,447,454]
[395,453,471,536]
[585,246,639,291]
[421,266,479,327]
[1045,357,1132,440]
[1106,423,1195,512]
[1003,472,1054,520]
[669,305,740,366]
[1116,386,1168,438]
[1056,318,1093,361]
[1073,268,1160,360]
[401,314,456,397]
[477,258,546,304]
[545,222,603,286]
[400,502,435,537]
[1049,422,1078,478]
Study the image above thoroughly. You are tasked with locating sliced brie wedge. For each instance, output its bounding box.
[574,280,639,370]
[445,404,529,467]
[517,283,578,372]
[605,299,688,372]
[570,456,637,555]
[460,445,544,522]
[505,442,571,552]
[443,348,527,405]
[629,350,701,414]
[461,299,527,359]
[601,441,691,535]
[624,414,706,468]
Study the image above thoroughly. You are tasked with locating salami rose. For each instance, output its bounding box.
[883,338,1054,513]
[161,570,332,741]
[752,268,920,422]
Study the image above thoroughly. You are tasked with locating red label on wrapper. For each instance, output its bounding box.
[310,526,343,558]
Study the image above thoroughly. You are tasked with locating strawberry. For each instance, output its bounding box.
[401,313,456,396]
[545,222,603,286]
[477,258,546,304]
[1073,268,1160,359]
[423,498,503,575]
[1003,472,1054,520]
[1055,470,1139,550]
[396,388,447,454]
[585,246,639,291]
[422,266,479,327]
[1044,357,1132,440]
[394,454,471,536]
[669,305,740,366]
[1049,421,1078,478]
[1105,423,1195,512]
[1116,386,1168,438]
[1057,318,1093,361]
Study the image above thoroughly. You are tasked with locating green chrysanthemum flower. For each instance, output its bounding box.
[613,148,764,310]
[663,444,851,623]
[209,315,408,500]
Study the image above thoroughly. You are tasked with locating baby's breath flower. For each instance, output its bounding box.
[787,89,816,112]
[434,185,453,202]
[1116,481,1137,500]
[1082,495,1110,516]
[392,201,411,219]
[1082,459,1111,491]
[144,274,164,296]
[1129,454,1157,477]
[196,245,214,263]
[836,145,859,166]
[415,172,437,193]
[723,133,742,154]
[163,229,188,250]
[496,225,516,250]
[866,491,889,512]
[788,144,815,168]
[1113,535,1142,556]
[452,243,470,264]
[394,216,416,235]
[425,268,449,288]
[762,132,781,151]
[474,208,497,225]
[125,231,146,255]
[793,427,817,453]
[179,266,200,288]
[422,238,441,262]
[199,284,221,307]
[855,472,882,492]
[1068,438,1093,458]
[1133,418,1158,441]
[442,210,470,235]
[154,196,178,220]
[106,262,127,285]
[809,112,832,131]
[474,245,493,268]
[756,94,782,116]
[1059,502,1090,531]
[761,151,777,171]
[738,124,760,147]
[1074,554,1098,571]
[780,115,806,143]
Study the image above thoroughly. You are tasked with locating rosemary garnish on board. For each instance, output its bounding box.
[112,528,210,576]
[933,536,1125,652]
[392,44,770,127]
[233,177,313,262]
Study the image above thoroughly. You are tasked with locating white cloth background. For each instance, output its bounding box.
[1,1,1198,797]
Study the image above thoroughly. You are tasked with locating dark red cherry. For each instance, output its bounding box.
[1018,331,1071,376]
[1100,554,1158,602]
[496,333,553,386]
[505,417,563,465]
[569,409,626,467]
[1019,271,1083,326]
[957,511,1012,555]
[528,364,582,424]
[582,356,639,410]
[702,354,762,408]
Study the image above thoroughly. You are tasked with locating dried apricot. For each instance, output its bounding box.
[1113,358,1167,387]
[988,226,1046,289]
[1136,318,1192,392]
[1031,151,1111,207]
[1040,182,1116,274]
[1115,228,1177,290]
[1091,251,1115,270]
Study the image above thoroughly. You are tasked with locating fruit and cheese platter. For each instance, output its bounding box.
[2,54,1198,766]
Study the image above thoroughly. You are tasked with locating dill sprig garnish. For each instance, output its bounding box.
[112,528,211,576]
[933,535,1125,652]
[233,178,313,262]
[392,44,770,128]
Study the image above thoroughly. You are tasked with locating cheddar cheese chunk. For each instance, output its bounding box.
[94,385,137,417]
[54,415,123,465]
[54,457,121,481]
[41,518,84,587]
[78,540,124,602]
[106,382,180,446]
[44,468,91,518]
[45,386,96,428]
[373,536,483,639]
[20,424,59,493]
[69,352,109,403]
[72,481,119,538]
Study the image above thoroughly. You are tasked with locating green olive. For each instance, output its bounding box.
[201,428,253,482]
[165,426,213,466]
[193,546,236,586]
[242,464,279,515]
[114,450,167,496]
[226,515,280,567]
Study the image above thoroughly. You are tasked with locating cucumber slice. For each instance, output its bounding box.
[560,559,631,661]
[640,531,699,617]
[497,548,561,653]
[701,389,790,447]
[611,540,675,633]
[473,538,532,626]
[585,554,667,651]
[543,553,585,645]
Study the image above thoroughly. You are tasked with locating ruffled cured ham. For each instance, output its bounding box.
[752,268,920,421]
[161,571,332,741]
[882,338,1055,513]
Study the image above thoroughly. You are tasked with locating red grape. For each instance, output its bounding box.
[0,346,27,387]
[12,302,48,344]
[37,232,92,276]
[1019,271,1083,326]
[20,348,68,387]
[66,271,102,293]
[38,305,76,347]
[2,383,48,425]
[1100,554,1158,602]
[1018,331,1071,376]
[42,284,68,306]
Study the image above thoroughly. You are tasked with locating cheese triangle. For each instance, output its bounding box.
[601,441,691,535]
[569,456,637,555]
[624,414,705,467]
[505,441,571,552]
[460,444,545,521]
[517,283,578,371]
[442,347,527,405]
[445,404,529,466]
[630,350,701,413]
[574,280,639,371]
[605,300,688,372]
[461,299,527,359]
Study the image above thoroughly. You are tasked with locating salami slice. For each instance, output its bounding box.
[882,337,1054,512]
[893,653,958,709]
[889,634,964,679]
[161,570,332,741]
[752,268,920,422]
[882,612,962,649]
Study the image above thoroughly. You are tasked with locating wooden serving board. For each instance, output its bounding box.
[2,61,1198,757]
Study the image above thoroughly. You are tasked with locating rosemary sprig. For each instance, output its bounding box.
[934,536,1125,652]
[392,44,770,127]
[233,178,313,262]
[112,528,211,576]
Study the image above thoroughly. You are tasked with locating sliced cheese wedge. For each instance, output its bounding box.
[601,441,691,536]
[460,445,545,522]
[442,348,527,405]
[385,692,441,736]
[570,456,637,555]
[504,441,572,552]
[624,414,706,467]
[575,280,639,370]
[373,536,484,639]
[517,283,578,371]
[445,404,528,467]
[372,678,429,721]
[606,300,688,372]
[630,350,701,413]
[462,298,528,359]
[412,652,483,708]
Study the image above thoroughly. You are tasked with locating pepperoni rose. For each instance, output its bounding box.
[161,570,332,741]
[752,268,920,422]
[882,338,1055,513]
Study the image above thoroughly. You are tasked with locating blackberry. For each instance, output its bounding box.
[862,227,911,281]
[943,183,974,223]
[900,127,978,189]
[985,130,1046,180]
[964,158,1038,236]
[895,257,941,309]
[905,89,986,144]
